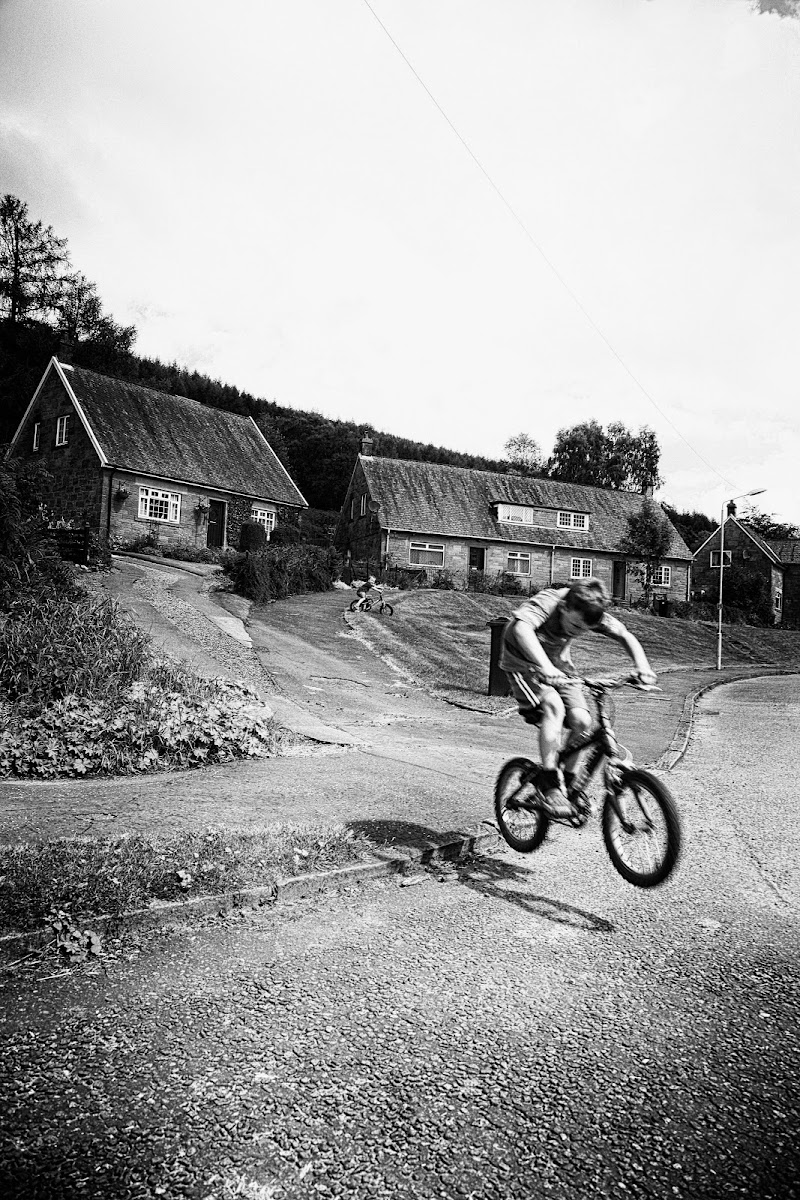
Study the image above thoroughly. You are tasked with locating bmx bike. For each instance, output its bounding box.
[494,674,681,888]
[348,591,393,615]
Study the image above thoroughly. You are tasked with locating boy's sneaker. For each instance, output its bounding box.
[540,787,576,819]
[535,769,576,819]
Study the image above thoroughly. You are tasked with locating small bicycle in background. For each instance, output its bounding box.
[494,674,681,888]
[348,587,393,616]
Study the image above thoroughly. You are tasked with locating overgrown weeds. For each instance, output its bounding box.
[0,590,150,708]
[0,824,373,935]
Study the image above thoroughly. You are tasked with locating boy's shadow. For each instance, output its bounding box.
[346,818,614,934]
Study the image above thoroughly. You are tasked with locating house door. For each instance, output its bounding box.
[469,547,486,572]
[207,500,226,548]
[612,561,626,601]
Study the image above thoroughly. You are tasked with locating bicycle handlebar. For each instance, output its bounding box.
[580,673,661,693]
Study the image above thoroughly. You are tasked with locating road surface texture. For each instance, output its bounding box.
[1,675,798,1198]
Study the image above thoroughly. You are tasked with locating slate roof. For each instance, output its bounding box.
[62,364,306,507]
[358,456,691,559]
[768,539,800,565]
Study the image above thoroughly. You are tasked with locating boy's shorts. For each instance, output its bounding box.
[504,671,589,726]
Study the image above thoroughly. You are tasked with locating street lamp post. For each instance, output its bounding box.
[716,488,766,671]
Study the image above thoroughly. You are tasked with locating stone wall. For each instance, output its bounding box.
[10,371,105,528]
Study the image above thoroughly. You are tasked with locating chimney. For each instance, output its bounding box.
[361,433,374,456]
[57,331,74,366]
[726,501,737,518]
[642,484,654,498]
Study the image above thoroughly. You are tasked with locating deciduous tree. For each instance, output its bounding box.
[619,498,673,607]
[503,432,544,475]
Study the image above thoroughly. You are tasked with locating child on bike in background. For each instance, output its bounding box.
[499,577,657,818]
[354,575,377,612]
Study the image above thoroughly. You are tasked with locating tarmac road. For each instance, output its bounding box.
[1,675,798,1198]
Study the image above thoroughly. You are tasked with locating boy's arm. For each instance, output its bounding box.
[508,621,569,684]
[598,615,657,683]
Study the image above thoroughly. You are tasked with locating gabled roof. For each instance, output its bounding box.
[768,538,800,565]
[692,518,783,566]
[357,456,692,559]
[16,359,306,507]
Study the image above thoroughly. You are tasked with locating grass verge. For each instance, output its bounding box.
[0,824,374,937]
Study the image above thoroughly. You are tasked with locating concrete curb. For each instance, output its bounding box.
[653,666,799,772]
[112,552,222,578]
[0,828,498,954]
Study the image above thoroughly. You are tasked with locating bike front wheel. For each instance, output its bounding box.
[602,769,681,887]
[380,602,393,615]
[494,757,550,853]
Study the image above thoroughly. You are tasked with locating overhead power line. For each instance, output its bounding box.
[360,0,739,492]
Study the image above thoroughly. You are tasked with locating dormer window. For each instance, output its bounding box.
[496,503,534,525]
[557,510,587,529]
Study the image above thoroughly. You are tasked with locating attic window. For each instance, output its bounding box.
[139,486,181,524]
[496,503,534,525]
[710,550,732,568]
[55,415,70,446]
[32,422,41,452]
[557,510,587,529]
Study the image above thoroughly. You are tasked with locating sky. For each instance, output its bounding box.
[1,0,799,524]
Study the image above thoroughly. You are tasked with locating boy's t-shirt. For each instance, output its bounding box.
[499,586,625,675]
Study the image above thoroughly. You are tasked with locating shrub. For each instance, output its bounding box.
[0,459,77,608]
[161,541,223,564]
[268,523,302,546]
[238,520,267,552]
[226,545,342,603]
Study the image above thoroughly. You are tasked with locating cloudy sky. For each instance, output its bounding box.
[2,0,798,523]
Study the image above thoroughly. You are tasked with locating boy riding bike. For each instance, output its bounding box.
[499,577,657,819]
[353,575,378,612]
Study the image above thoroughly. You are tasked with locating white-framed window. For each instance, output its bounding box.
[410,541,445,566]
[138,486,181,523]
[497,503,534,524]
[360,493,367,517]
[32,422,40,451]
[251,507,276,537]
[570,557,593,579]
[506,552,531,575]
[652,565,671,587]
[558,510,588,529]
[55,415,70,446]
[349,497,354,521]
[710,550,732,568]
[775,591,783,611]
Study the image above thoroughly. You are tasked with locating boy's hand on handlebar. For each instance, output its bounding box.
[539,669,569,686]
[631,669,658,689]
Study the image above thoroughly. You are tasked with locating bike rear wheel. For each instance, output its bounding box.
[348,599,359,612]
[602,769,681,887]
[494,757,550,852]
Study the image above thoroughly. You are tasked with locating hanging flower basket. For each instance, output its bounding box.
[114,484,130,502]
[195,499,210,514]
